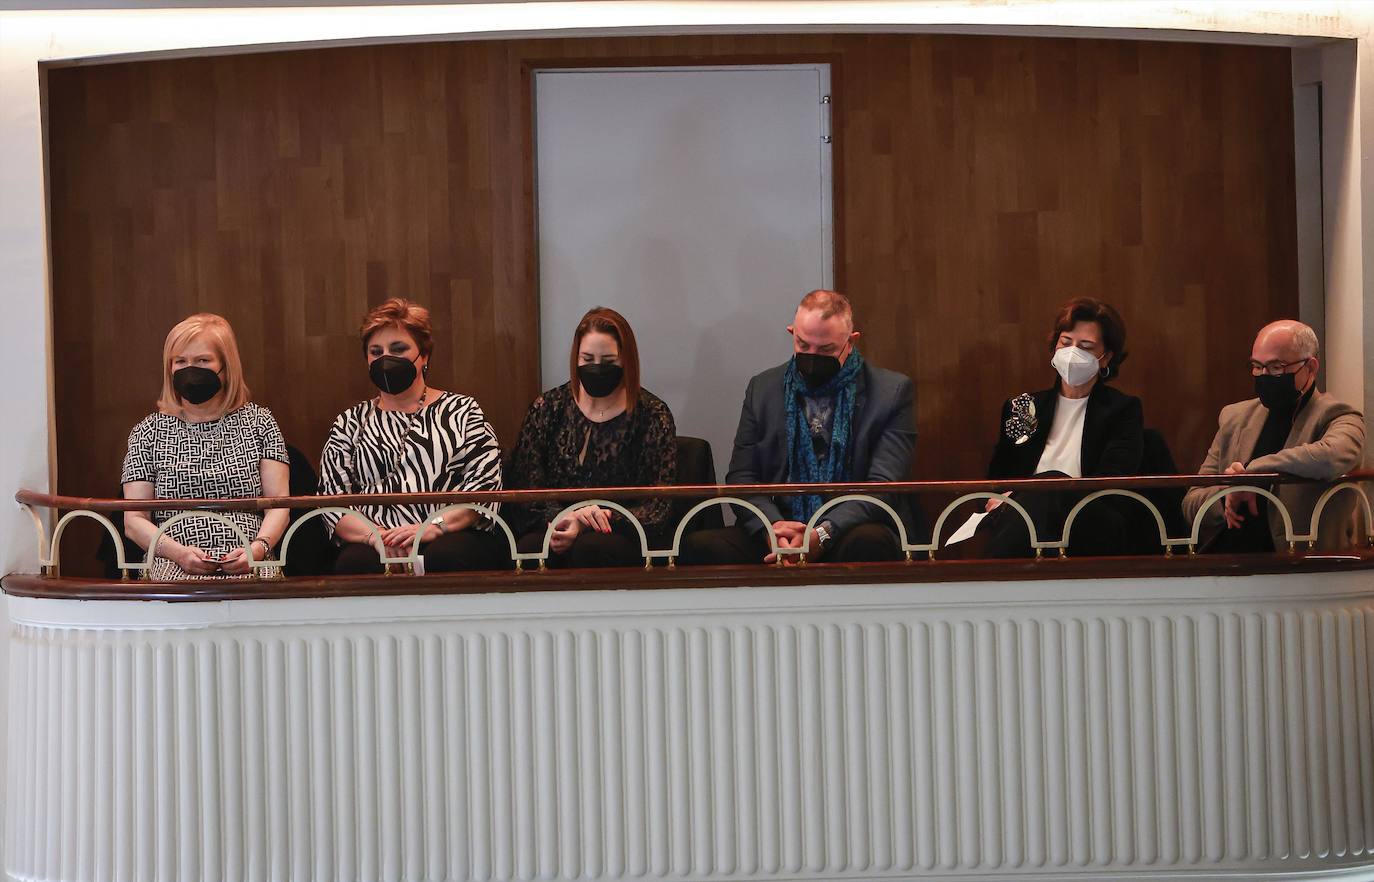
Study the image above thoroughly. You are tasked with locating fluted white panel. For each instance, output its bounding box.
[7,577,1374,881]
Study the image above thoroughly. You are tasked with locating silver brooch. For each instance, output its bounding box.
[1003,393,1037,445]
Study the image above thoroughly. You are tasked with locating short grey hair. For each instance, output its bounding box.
[1291,322,1319,359]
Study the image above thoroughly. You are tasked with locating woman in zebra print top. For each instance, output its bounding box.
[319,299,508,574]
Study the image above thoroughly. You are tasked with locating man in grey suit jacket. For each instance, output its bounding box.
[680,290,916,565]
[1183,320,1366,552]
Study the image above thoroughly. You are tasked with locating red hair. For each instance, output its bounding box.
[358,298,434,356]
[569,307,641,413]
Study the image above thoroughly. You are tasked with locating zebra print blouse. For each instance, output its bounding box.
[318,391,503,538]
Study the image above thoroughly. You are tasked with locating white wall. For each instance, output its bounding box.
[2,1,1374,871]
[1291,60,1324,379]
[1361,35,1374,467]
[535,65,834,476]
[1311,40,1367,447]
[10,571,1374,881]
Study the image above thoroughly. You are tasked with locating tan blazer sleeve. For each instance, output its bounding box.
[1182,416,1229,526]
[1246,411,1365,480]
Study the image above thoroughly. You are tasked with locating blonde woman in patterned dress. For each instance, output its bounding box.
[121,314,290,580]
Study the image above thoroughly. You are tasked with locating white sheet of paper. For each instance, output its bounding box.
[945,511,987,546]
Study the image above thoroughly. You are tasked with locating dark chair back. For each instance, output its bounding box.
[95,511,143,579]
[671,435,724,535]
[282,445,335,576]
[1123,428,1189,553]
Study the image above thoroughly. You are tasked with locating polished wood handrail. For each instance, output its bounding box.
[4,550,1373,602]
[16,470,1373,513]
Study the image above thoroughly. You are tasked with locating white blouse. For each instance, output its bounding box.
[1033,395,1089,478]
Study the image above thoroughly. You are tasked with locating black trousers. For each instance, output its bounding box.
[1201,500,1276,554]
[978,483,1132,559]
[678,522,902,566]
[516,525,644,568]
[334,528,511,575]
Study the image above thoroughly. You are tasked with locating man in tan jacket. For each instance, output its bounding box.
[1183,320,1366,552]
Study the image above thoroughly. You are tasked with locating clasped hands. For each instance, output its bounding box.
[764,520,823,564]
[549,505,615,553]
[1221,461,1260,530]
[372,521,446,556]
[168,539,269,575]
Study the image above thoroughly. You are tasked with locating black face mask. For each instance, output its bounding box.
[577,362,624,399]
[1255,371,1303,412]
[172,366,222,405]
[794,352,842,389]
[369,354,419,395]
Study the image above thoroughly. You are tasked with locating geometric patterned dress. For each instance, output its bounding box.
[120,402,289,580]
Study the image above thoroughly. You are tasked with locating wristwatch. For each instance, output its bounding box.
[429,515,449,535]
[814,521,834,550]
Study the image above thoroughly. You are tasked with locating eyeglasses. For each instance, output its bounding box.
[1248,358,1310,377]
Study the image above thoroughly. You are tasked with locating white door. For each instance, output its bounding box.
[534,64,835,480]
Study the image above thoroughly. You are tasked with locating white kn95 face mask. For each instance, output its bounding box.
[1052,345,1101,388]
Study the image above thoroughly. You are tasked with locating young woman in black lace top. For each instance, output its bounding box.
[506,307,677,567]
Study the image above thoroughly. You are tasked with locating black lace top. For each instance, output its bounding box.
[505,384,677,538]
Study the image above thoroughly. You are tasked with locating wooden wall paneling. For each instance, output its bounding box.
[46,34,1297,573]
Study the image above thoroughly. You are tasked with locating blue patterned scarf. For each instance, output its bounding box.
[784,349,863,522]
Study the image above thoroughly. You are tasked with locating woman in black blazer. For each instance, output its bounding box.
[979,298,1144,557]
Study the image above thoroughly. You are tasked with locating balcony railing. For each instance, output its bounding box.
[13,471,1374,583]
